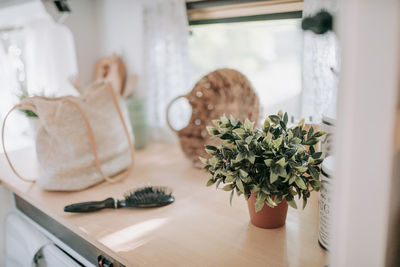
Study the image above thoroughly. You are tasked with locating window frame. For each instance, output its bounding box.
[186,0,303,25]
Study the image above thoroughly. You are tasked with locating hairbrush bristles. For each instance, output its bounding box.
[124,186,174,207]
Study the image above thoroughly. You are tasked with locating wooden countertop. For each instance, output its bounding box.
[0,143,327,267]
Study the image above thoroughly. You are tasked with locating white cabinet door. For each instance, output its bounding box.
[0,185,14,265]
[331,1,400,267]
[4,213,80,267]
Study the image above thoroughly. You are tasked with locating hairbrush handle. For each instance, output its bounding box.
[64,197,116,213]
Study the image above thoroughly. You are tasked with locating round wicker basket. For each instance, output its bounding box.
[167,68,260,168]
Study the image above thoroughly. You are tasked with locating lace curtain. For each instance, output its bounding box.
[301,0,339,122]
[142,0,192,141]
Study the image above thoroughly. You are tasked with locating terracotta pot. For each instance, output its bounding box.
[247,192,288,229]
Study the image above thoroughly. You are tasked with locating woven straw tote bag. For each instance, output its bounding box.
[1,81,134,191]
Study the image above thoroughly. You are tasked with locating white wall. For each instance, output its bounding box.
[64,0,143,86]
[96,0,143,77]
[64,0,100,86]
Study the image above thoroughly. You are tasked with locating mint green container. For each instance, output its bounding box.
[125,98,148,150]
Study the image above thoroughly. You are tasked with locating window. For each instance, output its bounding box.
[188,18,303,121]
[0,28,32,151]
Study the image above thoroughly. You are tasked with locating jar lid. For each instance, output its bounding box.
[322,156,335,177]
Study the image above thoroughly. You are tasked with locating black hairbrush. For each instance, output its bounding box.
[64,186,174,213]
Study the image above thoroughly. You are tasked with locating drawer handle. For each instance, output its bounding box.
[98,255,113,267]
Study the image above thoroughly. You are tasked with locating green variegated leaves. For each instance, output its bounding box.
[255,193,266,212]
[287,199,298,209]
[204,145,218,155]
[206,126,220,136]
[295,177,307,190]
[232,128,246,138]
[202,111,326,212]
[244,118,255,131]
[276,158,286,167]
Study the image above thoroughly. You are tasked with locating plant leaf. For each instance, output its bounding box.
[296,166,308,173]
[270,171,279,184]
[263,118,270,132]
[264,159,273,167]
[266,195,277,208]
[311,179,321,191]
[245,136,252,144]
[220,114,229,124]
[312,158,324,165]
[269,115,280,124]
[205,145,218,155]
[283,112,288,124]
[291,137,301,144]
[288,130,293,140]
[276,157,286,167]
[250,184,260,192]
[220,132,233,140]
[305,138,318,146]
[235,153,245,162]
[199,157,208,165]
[289,174,296,185]
[255,194,266,212]
[225,175,235,183]
[206,126,219,136]
[212,119,220,127]
[313,131,327,138]
[239,169,248,177]
[279,120,287,130]
[295,177,307,190]
[309,166,320,179]
[261,188,270,195]
[248,154,256,164]
[273,136,283,148]
[206,179,215,187]
[312,152,323,159]
[229,190,234,206]
[241,176,252,183]
[232,128,246,137]
[222,184,235,191]
[297,118,305,128]
[282,174,291,183]
[307,126,314,140]
[236,178,245,193]
[244,119,254,130]
[278,166,287,177]
[216,179,222,189]
[208,156,218,167]
[288,199,298,209]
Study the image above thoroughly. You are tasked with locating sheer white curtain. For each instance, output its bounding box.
[301,0,339,122]
[142,0,192,141]
[0,2,78,151]
[24,18,78,97]
[0,30,32,150]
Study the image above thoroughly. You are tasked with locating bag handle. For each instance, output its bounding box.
[1,103,36,183]
[86,84,135,183]
[166,95,187,133]
[62,84,135,183]
[1,84,134,184]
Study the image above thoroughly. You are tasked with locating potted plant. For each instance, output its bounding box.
[200,111,326,229]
